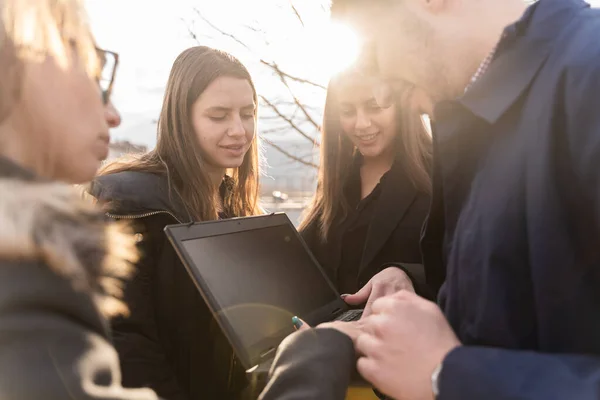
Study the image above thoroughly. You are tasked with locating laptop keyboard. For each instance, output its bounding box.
[334,309,363,322]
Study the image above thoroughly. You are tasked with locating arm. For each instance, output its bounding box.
[439,347,600,400]
[110,234,188,400]
[259,329,355,400]
[0,261,160,400]
[563,62,600,228]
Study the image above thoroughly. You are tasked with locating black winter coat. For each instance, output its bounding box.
[91,171,249,400]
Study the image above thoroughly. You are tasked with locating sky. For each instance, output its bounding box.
[86,0,353,148]
[86,0,600,149]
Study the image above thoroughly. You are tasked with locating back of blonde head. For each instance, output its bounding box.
[0,0,97,121]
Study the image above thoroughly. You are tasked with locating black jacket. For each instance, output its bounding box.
[301,161,435,298]
[91,172,249,400]
[0,157,158,400]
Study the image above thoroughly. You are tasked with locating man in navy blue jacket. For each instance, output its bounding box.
[329,0,600,399]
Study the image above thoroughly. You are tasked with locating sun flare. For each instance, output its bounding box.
[313,22,360,78]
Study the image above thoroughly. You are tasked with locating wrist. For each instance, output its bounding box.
[431,362,442,398]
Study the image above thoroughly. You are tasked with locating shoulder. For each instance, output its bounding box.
[91,171,166,205]
[549,9,600,75]
[91,171,190,222]
[0,178,137,318]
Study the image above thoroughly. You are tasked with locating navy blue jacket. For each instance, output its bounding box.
[420,0,600,398]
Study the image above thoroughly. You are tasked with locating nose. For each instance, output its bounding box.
[104,101,122,128]
[227,115,246,138]
[355,109,371,131]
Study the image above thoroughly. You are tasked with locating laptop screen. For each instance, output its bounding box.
[181,223,338,352]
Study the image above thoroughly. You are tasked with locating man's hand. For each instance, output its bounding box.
[355,291,461,400]
[344,267,415,317]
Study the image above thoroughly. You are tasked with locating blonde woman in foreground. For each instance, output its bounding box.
[0,0,156,398]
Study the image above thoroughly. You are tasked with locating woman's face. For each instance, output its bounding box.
[191,76,256,170]
[337,80,396,159]
[15,47,115,183]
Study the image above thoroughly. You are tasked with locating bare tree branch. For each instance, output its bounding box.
[181,17,199,43]
[270,99,321,110]
[262,138,318,169]
[271,67,321,130]
[260,60,327,90]
[260,95,318,145]
[290,2,305,27]
[193,8,251,52]
[260,127,292,135]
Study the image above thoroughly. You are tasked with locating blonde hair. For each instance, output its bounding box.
[0,0,98,121]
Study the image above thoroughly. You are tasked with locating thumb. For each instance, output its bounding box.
[343,281,372,305]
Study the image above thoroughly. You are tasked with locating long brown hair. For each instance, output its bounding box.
[299,74,432,242]
[99,46,261,221]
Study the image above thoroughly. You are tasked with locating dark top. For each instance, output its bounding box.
[419,0,600,398]
[337,164,385,294]
[302,159,436,298]
[0,157,158,400]
[90,172,249,400]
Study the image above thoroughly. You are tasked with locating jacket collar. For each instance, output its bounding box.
[439,0,588,126]
[91,171,236,223]
[91,171,192,223]
[0,156,38,181]
[0,157,137,319]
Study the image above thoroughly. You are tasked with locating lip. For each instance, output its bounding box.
[355,132,380,144]
[220,144,247,156]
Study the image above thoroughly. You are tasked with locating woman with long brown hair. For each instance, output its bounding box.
[300,68,436,315]
[0,0,156,398]
[90,46,262,400]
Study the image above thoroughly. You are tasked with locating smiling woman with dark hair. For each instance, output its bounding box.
[299,67,436,314]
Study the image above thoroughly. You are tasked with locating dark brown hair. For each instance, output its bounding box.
[99,46,261,221]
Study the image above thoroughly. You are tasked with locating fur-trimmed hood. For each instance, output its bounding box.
[0,177,138,318]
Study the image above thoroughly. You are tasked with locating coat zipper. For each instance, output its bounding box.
[105,210,183,223]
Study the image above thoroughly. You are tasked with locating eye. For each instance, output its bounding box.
[366,101,383,113]
[209,115,227,121]
[340,108,355,117]
[241,113,254,120]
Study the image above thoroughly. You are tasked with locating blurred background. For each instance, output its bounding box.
[86,0,600,225]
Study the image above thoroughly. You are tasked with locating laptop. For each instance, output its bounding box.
[164,212,362,374]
